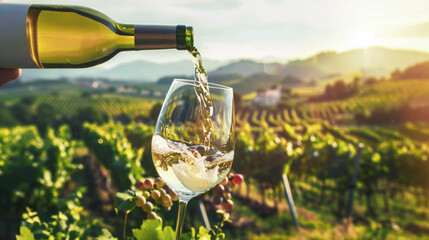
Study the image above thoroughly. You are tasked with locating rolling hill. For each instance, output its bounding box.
[21,59,224,82]
[210,47,429,80]
[20,47,429,88]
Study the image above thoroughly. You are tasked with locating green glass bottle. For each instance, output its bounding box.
[0,3,194,68]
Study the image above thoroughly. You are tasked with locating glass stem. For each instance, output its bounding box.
[175,200,188,240]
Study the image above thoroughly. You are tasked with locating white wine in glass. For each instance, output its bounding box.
[152,79,235,239]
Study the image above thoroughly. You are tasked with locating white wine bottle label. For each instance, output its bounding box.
[0,3,38,68]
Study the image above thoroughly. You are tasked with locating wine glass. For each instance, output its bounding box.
[152,79,235,240]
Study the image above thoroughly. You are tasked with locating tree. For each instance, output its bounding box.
[0,108,18,127]
[34,103,57,134]
[115,113,132,124]
[75,106,104,124]
[390,68,401,80]
[81,91,92,98]
[68,106,105,138]
[364,77,377,86]
[21,96,36,105]
[10,102,32,124]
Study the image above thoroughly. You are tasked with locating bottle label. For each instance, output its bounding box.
[0,3,38,68]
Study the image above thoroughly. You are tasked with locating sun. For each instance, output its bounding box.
[352,31,376,48]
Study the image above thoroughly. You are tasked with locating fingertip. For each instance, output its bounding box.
[0,68,22,87]
[11,68,22,80]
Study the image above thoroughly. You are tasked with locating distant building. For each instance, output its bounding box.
[73,78,107,89]
[140,89,150,96]
[253,85,282,106]
[117,86,138,94]
[152,91,162,97]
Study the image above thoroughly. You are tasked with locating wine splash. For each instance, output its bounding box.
[152,135,233,199]
[189,48,213,151]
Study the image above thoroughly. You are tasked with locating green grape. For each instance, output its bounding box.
[147,211,157,219]
[135,196,146,207]
[162,194,171,205]
[142,191,150,199]
[159,188,167,196]
[151,190,161,200]
[142,202,153,213]
[170,192,179,201]
[228,173,235,180]
[155,177,165,189]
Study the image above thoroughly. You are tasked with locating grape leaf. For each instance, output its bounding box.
[133,219,175,240]
[162,226,175,240]
[16,227,35,240]
[114,190,136,213]
[196,226,211,240]
[97,229,118,240]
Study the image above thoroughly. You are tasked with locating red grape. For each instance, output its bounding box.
[162,185,171,194]
[143,179,154,190]
[222,200,234,211]
[136,181,145,191]
[213,196,223,205]
[213,184,224,196]
[232,174,244,185]
[220,177,229,186]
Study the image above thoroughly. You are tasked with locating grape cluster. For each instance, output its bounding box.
[135,177,179,222]
[212,173,244,212]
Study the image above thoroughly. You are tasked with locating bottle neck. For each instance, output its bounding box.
[133,25,194,51]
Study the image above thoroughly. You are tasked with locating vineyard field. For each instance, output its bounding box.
[35,94,159,117]
[3,76,429,239]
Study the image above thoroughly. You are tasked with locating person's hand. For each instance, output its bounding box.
[0,0,22,87]
[0,69,22,87]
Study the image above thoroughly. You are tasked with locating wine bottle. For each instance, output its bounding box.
[0,3,193,68]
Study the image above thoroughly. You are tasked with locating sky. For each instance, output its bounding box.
[8,0,429,66]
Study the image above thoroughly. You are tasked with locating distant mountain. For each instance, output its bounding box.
[293,46,429,78]
[205,47,429,94]
[20,47,429,85]
[226,73,310,95]
[156,73,242,85]
[21,59,224,82]
[210,60,265,77]
[209,47,429,81]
